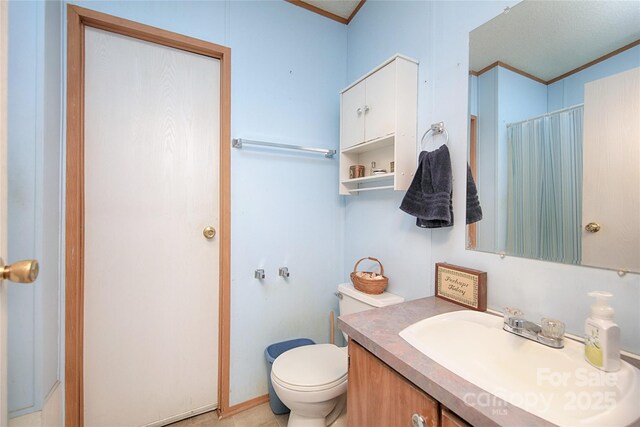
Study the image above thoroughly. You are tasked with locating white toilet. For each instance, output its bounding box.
[271,283,404,427]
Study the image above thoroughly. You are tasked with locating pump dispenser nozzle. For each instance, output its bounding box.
[588,291,614,320]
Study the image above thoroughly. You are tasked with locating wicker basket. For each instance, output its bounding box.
[350,257,389,295]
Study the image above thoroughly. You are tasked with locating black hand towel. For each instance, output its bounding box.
[399,144,453,228]
[466,164,482,224]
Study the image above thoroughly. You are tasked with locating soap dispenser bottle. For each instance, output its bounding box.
[584,291,620,372]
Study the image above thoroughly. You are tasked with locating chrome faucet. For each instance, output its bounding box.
[503,307,565,349]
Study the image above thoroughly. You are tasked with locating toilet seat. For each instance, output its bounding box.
[271,344,347,392]
[272,372,347,393]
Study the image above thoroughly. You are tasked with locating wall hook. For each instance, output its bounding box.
[279,267,290,278]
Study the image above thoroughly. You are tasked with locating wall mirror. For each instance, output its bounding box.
[467,1,640,273]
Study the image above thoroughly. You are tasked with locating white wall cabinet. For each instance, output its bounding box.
[341,62,396,149]
[339,55,418,195]
[341,79,366,149]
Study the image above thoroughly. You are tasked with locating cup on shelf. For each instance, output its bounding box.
[350,165,365,179]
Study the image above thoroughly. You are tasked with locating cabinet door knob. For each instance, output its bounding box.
[364,105,370,112]
[412,414,427,427]
[356,107,362,115]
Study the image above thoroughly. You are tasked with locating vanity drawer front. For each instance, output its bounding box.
[348,340,439,427]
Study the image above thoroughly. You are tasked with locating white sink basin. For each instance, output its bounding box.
[399,310,640,426]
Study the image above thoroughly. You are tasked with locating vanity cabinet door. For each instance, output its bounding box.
[348,340,440,427]
[441,408,471,427]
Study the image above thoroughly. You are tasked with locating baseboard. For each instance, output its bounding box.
[144,403,218,427]
[218,394,269,419]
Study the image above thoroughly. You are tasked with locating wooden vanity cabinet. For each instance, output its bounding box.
[441,408,471,427]
[347,340,439,427]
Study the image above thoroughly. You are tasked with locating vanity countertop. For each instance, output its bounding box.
[337,296,555,426]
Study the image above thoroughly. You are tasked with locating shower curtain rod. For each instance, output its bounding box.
[506,103,584,128]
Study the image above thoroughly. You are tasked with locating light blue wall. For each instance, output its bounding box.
[498,67,548,127]
[71,0,228,42]
[7,0,62,417]
[345,0,640,355]
[226,1,346,405]
[343,0,433,302]
[468,75,478,117]
[548,45,640,111]
[63,0,347,407]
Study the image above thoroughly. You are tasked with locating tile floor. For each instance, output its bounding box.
[167,402,347,427]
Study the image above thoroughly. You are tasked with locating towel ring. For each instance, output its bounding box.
[420,121,449,151]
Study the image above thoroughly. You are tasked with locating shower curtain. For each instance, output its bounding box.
[506,105,583,264]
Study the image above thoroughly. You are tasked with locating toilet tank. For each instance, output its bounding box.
[337,283,404,316]
[337,283,404,343]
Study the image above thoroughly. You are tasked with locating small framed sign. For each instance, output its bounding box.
[435,263,487,311]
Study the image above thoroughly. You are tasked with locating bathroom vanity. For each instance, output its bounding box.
[340,297,640,426]
[348,339,465,427]
[338,297,550,426]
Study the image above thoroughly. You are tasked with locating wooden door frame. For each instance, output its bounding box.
[65,5,231,426]
[467,115,478,250]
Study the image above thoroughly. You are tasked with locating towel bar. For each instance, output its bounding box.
[232,138,336,158]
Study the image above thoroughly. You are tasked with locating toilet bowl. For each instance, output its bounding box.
[270,283,404,427]
[271,344,347,427]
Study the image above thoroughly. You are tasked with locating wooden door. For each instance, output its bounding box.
[83,26,220,426]
[347,340,439,427]
[364,61,396,142]
[341,80,366,149]
[582,68,640,272]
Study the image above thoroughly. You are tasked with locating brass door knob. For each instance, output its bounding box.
[0,258,39,283]
[203,226,216,240]
[585,222,601,233]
